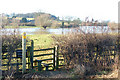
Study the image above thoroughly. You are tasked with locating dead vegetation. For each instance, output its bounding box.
[52,27,118,78]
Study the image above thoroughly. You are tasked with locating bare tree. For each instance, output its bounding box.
[65,16,73,24]
[72,18,81,27]
[35,14,53,29]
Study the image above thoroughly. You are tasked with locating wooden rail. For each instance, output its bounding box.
[33,53,54,57]
[34,48,54,52]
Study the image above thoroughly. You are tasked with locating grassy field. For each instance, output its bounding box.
[5,26,38,28]
[5,25,54,29]
[27,34,54,49]
[27,34,64,70]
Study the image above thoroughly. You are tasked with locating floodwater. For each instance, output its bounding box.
[1,26,118,35]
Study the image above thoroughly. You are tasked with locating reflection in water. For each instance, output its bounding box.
[1,26,117,35]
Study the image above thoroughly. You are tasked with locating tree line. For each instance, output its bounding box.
[1,13,115,29]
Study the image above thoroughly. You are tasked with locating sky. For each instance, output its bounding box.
[0,0,119,22]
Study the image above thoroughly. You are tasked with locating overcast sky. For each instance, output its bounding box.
[0,0,119,22]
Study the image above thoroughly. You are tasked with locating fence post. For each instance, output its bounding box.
[27,46,31,69]
[37,60,42,71]
[53,47,55,70]
[16,51,19,72]
[16,59,19,72]
[56,45,59,69]
[30,40,34,69]
[53,45,59,70]
[62,21,64,34]
[22,32,26,74]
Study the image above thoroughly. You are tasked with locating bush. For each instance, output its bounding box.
[52,29,118,75]
[2,29,22,53]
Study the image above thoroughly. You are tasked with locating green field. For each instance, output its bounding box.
[5,26,57,29]
[5,26,37,28]
[27,34,55,49]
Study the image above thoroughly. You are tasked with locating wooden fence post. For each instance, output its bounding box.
[56,45,59,69]
[53,47,55,70]
[62,21,64,34]
[53,45,59,70]
[16,50,19,72]
[30,40,34,69]
[16,59,19,72]
[22,32,26,74]
[27,46,31,69]
[37,60,42,71]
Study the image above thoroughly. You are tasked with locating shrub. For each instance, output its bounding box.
[2,29,22,53]
[52,28,118,75]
